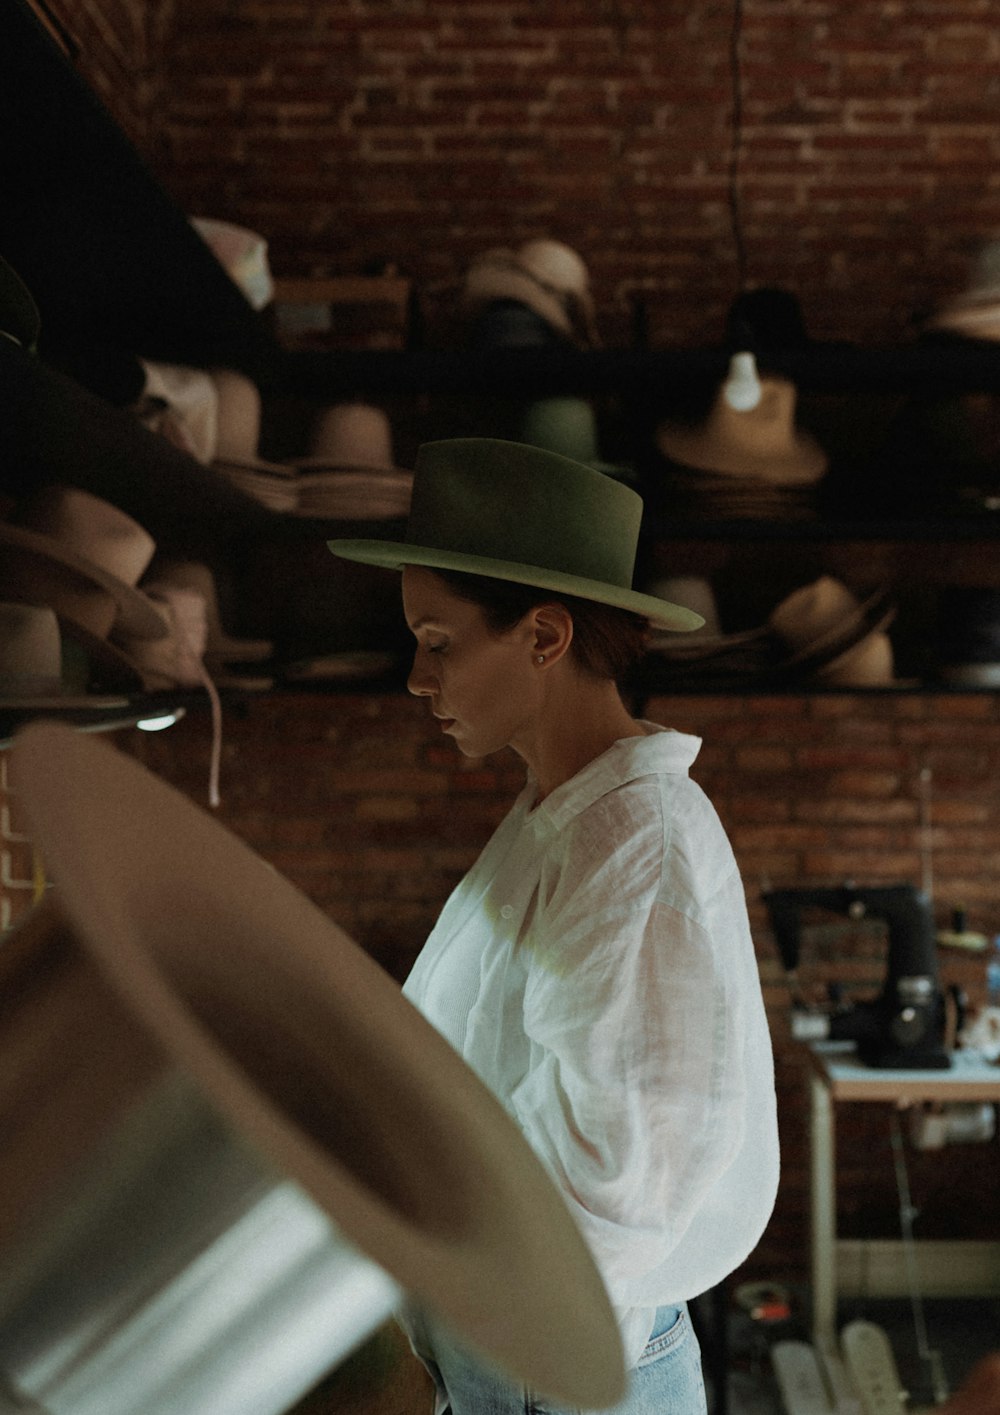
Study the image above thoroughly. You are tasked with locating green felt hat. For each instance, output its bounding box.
[328,437,703,632]
[0,253,41,354]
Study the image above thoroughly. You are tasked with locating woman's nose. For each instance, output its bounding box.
[407,652,434,697]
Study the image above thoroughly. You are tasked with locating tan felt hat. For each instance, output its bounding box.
[9,722,626,1409]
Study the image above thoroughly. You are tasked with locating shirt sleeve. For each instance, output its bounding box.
[506,794,757,1314]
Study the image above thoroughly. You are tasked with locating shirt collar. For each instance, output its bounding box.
[525,722,702,834]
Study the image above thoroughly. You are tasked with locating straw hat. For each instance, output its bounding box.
[0,602,127,709]
[8,722,626,1410]
[656,377,828,486]
[461,239,596,344]
[328,438,704,632]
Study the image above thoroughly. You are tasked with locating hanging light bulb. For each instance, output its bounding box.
[722,350,762,411]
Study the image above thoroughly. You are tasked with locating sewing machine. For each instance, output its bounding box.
[762,883,951,1069]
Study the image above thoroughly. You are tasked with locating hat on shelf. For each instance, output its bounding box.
[0,603,128,710]
[647,575,897,687]
[767,576,897,686]
[328,438,704,631]
[0,487,169,693]
[926,238,1000,340]
[514,398,636,484]
[461,239,597,345]
[203,365,300,511]
[116,584,271,697]
[293,402,413,519]
[656,377,828,485]
[0,252,41,354]
[212,368,263,462]
[144,560,274,665]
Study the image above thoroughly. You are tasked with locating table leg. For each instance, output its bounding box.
[809,1071,837,1350]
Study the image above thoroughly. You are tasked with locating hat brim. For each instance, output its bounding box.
[327,538,704,632]
[0,524,167,640]
[9,722,626,1409]
[0,691,129,710]
[461,267,575,339]
[774,590,895,672]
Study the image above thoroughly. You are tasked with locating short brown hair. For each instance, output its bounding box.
[431,568,650,682]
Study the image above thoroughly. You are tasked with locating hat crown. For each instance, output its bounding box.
[769,576,862,646]
[0,603,62,686]
[517,239,590,296]
[309,402,395,468]
[13,486,155,587]
[407,439,641,589]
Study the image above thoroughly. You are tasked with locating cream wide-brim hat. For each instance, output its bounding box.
[9,721,626,1410]
[328,438,704,632]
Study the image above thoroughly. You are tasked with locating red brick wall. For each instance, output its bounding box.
[114,688,1000,1287]
[132,0,1000,345]
[22,0,1000,1293]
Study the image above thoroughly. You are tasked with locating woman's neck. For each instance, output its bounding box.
[514,673,645,803]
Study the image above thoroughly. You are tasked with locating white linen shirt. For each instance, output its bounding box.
[403,724,779,1367]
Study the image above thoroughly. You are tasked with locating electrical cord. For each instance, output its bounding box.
[728,0,748,292]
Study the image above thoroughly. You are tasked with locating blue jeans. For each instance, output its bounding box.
[404,1303,707,1415]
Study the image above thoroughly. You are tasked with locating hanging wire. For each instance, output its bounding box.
[727,0,749,291]
[889,1113,950,1405]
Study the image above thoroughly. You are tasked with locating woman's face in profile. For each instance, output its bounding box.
[402,566,539,760]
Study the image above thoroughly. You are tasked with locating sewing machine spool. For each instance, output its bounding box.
[0,722,625,1415]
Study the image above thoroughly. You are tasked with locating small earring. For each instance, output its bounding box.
[536,654,545,664]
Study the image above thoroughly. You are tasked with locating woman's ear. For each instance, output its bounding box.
[530,602,574,665]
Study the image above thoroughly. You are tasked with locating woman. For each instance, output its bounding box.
[329,439,779,1415]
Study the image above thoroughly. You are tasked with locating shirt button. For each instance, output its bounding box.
[500,904,515,920]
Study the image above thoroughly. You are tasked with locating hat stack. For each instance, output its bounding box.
[461,239,598,347]
[653,285,827,520]
[292,403,413,519]
[0,486,170,694]
[654,375,828,520]
[209,367,300,511]
[0,603,128,718]
[647,575,897,688]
